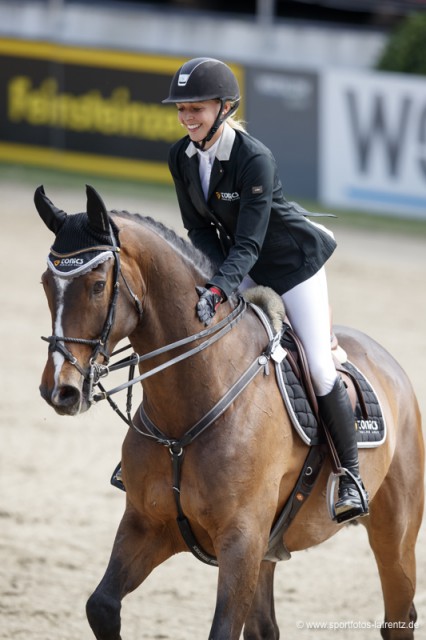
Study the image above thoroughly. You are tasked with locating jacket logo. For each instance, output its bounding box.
[252,185,263,194]
[215,191,240,201]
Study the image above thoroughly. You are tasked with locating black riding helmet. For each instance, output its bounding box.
[162,57,240,148]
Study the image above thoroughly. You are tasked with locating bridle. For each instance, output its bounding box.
[41,244,142,402]
[41,242,249,411]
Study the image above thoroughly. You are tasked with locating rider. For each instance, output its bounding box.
[161,57,369,523]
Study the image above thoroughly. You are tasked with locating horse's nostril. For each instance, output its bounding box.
[53,385,81,408]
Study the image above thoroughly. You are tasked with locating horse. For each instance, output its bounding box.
[36,184,424,640]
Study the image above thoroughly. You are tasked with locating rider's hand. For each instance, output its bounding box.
[195,286,223,326]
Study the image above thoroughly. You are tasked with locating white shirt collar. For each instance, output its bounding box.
[185,123,236,160]
[196,136,220,164]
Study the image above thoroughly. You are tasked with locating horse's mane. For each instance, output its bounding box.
[110,210,214,279]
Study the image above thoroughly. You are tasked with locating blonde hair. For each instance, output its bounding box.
[227,114,247,132]
[224,99,246,132]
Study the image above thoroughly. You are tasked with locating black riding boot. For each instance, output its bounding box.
[110,462,126,492]
[317,376,369,523]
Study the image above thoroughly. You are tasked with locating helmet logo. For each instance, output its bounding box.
[178,73,190,87]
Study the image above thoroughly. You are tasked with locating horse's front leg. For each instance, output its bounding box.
[243,561,279,640]
[86,506,175,640]
[208,523,269,640]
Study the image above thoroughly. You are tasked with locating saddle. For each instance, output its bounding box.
[243,287,386,450]
[278,323,386,448]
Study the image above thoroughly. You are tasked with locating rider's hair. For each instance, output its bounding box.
[225,101,246,132]
[227,115,246,132]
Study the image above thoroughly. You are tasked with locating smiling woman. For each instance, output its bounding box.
[176,101,227,146]
[162,56,374,522]
[162,57,241,150]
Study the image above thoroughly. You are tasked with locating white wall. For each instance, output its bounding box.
[0,1,386,70]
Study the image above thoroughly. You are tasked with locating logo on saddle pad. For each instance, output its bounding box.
[355,419,380,432]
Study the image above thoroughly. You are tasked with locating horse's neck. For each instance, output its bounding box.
[120,221,198,341]
[123,227,217,424]
[135,249,204,346]
[121,221,265,433]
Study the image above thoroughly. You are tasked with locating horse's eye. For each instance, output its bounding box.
[93,281,106,294]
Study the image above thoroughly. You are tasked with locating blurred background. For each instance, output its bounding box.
[1,0,426,221]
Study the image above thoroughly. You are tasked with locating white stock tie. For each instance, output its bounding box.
[199,152,213,201]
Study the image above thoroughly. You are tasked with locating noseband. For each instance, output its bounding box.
[42,246,142,401]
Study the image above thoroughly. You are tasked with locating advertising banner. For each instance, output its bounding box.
[0,39,243,183]
[247,67,319,199]
[320,69,426,219]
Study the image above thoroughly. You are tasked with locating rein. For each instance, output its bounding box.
[90,296,250,455]
[92,296,247,403]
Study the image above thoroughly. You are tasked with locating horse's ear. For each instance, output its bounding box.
[86,185,110,234]
[34,185,67,235]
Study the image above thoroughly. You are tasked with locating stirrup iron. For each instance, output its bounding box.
[327,468,369,524]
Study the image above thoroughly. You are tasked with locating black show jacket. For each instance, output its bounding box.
[168,125,336,299]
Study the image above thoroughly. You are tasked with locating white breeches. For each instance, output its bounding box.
[239,267,337,396]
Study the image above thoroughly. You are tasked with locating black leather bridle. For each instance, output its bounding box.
[41,244,142,401]
[41,240,249,409]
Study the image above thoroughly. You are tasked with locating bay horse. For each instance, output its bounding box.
[36,185,424,640]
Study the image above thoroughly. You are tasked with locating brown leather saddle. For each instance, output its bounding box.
[278,323,386,450]
[282,325,364,428]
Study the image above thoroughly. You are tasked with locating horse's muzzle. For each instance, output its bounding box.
[40,351,95,415]
[39,377,91,416]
